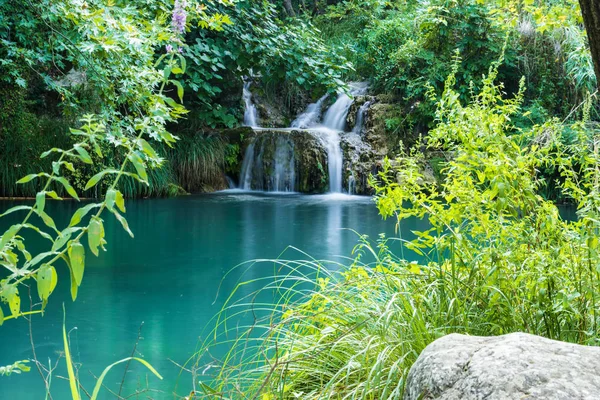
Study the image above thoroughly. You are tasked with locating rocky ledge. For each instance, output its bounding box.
[404,332,600,400]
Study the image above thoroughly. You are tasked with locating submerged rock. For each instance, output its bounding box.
[404,332,600,400]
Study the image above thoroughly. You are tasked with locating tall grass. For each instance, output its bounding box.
[165,133,229,193]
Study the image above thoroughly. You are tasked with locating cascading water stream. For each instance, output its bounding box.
[239,135,296,192]
[291,94,328,129]
[242,80,259,128]
[238,80,371,194]
[317,82,369,193]
[352,99,374,134]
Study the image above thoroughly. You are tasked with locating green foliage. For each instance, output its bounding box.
[0,360,30,376]
[195,64,600,398]
[183,0,352,127]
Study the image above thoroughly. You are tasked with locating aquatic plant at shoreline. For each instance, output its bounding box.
[189,60,600,399]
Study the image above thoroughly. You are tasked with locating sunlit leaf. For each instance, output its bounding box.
[68,242,85,286]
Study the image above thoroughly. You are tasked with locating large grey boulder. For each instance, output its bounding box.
[404,332,600,400]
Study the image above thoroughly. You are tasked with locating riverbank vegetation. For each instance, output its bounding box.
[2,0,600,399]
[194,59,600,398]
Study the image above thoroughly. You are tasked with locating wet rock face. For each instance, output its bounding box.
[340,132,380,195]
[363,102,400,157]
[291,130,329,193]
[346,95,375,129]
[404,332,600,400]
[243,81,319,128]
[238,129,329,193]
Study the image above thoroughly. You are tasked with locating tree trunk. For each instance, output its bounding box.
[283,0,296,17]
[579,0,600,89]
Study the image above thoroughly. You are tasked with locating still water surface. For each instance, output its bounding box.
[0,192,426,399]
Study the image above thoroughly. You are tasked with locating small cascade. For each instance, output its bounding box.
[225,176,236,189]
[352,100,374,134]
[243,80,259,128]
[239,135,296,192]
[315,129,343,193]
[237,81,372,194]
[348,172,356,195]
[316,82,368,193]
[291,94,328,129]
[322,82,369,131]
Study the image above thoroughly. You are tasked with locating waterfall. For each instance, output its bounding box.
[352,100,373,134]
[225,176,236,189]
[317,82,368,193]
[348,172,356,195]
[237,81,370,194]
[291,94,328,129]
[239,135,296,192]
[314,128,343,193]
[239,141,256,189]
[322,82,369,131]
[243,80,259,128]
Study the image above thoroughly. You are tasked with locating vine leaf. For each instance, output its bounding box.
[87,218,105,256]
[37,265,57,306]
[68,242,85,287]
[36,192,46,214]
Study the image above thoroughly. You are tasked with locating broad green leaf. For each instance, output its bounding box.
[105,189,116,212]
[92,141,103,158]
[171,80,184,102]
[70,268,78,301]
[0,206,31,218]
[36,210,57,231]
[0,225,20,249]
[68,242,85,286]
[87,218,104,256]
[90,357,162,400]
[37,264,53,301]
[128,152,148,181]
[69,203,101,227]
[52,161,61,175]
[50,266,58,294]
[138,139,158,159]
[25,251,59,269]
[176,53,186,73]
[74,144,93,164]
[36,192,46,214]
[8,288,20,318]
[46,191,62,200]
[54,177,79,200]
[16,174,39,184]
[15,239,31,262]
[115,190,125,213]
[84,171,109,190]
[40,148,62,158]
[64,162,75,172]
[52,228,79,252]
[113,210,134,238]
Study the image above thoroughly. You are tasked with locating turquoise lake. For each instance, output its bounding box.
[0,192,428,399]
